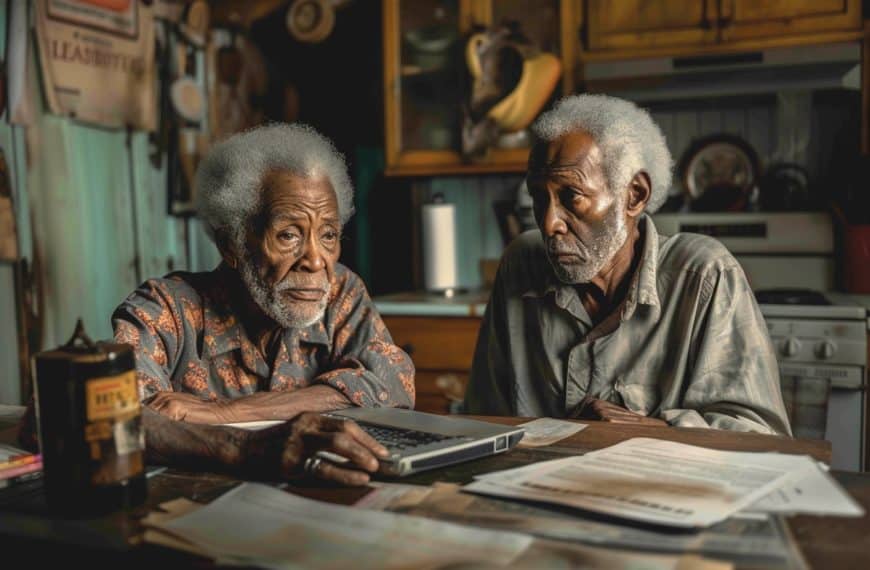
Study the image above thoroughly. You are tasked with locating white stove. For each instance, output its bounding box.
[653,211,868,471]
[760,302,867,472]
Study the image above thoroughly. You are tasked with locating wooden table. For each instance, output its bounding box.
[1,418,868,568]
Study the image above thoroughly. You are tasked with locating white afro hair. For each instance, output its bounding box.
[531,95,672,213]
[195,123,354,250]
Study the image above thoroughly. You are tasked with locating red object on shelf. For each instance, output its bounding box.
[843,224,870,294]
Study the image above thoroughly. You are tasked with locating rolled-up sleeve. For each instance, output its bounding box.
[662,264,792,436]
[316,275,415,408]
[111,281,181,401]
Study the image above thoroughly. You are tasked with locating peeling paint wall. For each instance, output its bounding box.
[0,2,221,404]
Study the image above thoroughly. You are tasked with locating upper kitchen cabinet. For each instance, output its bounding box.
[383,0,578,176]
[583,0,862,58]
[585,0,718,52]
[721,0,861,42]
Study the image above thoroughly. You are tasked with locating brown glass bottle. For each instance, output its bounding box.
[33,320,146,516]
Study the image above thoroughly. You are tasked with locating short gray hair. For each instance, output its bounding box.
[195,123,354,249]
[530,94,672,213]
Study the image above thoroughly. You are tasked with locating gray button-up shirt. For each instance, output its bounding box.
[463,215,791,436]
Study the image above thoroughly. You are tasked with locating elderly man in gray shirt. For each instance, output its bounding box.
[463,94,791,436]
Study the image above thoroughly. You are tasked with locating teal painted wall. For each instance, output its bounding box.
[422,176,523,290]
[0,1,221,404]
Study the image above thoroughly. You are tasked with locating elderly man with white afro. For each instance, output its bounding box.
[530,94,672,213]
[196,123,355,256]
[464,94,791,438]
[109,122,415,487]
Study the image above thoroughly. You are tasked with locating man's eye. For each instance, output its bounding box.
[278,231,299,243]
[322,230,339,243]
[561,186,585,204]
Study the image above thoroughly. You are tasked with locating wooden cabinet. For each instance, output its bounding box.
[383,0,579,176]
[584,0,862,56]
[384,0,864,176]
[384,316,482,414]
[585,0,717,51]
[722,0,861,42]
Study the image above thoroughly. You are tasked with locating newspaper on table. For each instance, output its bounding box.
[143,482,732,570]
[357,482,808,570]
[143,482,532,569]
[744,458,863,516]
[463,437,861,528]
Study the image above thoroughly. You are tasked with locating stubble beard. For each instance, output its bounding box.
[239,258,330,329]
[546,198,628,284]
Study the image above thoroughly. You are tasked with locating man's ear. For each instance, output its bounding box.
[215,233,238,269]
[625,171,651,218]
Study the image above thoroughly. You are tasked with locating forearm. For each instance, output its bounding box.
[144,407,306,480]
[223,385,351,422]
[316,356,415,409]
[143,407,249,472]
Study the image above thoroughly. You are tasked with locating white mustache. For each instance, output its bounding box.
[274,276,330,293]
[548,240,587,258]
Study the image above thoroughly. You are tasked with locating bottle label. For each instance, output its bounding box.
[85,371,144,484]
[86,371,139,420]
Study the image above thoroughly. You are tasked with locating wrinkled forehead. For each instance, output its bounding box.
[260,169,337,207]
[527,131,604,186]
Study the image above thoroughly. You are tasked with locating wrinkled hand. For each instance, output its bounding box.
[270,413,390,486]
[146,392,236,424]
[574,397,668,427]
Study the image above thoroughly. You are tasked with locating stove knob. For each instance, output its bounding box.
[782,337,802,357]
[816,340,837,360]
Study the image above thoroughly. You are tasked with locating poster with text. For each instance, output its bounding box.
[35,0,156,130]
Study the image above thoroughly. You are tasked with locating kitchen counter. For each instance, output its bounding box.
[373,290,490,317]
[375,289,870,326]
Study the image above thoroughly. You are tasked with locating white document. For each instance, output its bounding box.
[465,438,801,528]
[746,459,864,516]
[147,482,532,569]
[354,482,434,510]
[517,418,588,447]
[222,420,285,431]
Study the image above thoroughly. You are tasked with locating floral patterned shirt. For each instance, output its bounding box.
[112,263,415,408]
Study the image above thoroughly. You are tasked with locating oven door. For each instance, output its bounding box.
[780,363,865,472]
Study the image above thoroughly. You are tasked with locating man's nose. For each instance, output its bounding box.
[541,197,568,237]
[296,235,325,272]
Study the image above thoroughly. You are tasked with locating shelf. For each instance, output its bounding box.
[400,65,451,77]
[384,147,530,176]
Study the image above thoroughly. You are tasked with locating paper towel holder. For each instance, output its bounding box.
[422,193,466,298]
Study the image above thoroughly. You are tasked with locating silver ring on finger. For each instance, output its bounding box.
[303,456,323,476]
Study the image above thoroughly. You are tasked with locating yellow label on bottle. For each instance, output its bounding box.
[86,371,140,421]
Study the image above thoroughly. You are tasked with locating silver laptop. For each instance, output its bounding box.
[328,408,525,477]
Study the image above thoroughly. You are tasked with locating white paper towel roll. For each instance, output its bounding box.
[422,200,458,292]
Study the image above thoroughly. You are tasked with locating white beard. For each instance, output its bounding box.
[546,197,628,284]
[239,258,329,329]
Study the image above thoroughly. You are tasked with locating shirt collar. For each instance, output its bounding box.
[520,214,661,323]
[621,214,661,322]
[202,265,331,361]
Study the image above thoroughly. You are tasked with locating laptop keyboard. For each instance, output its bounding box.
[359,423,468,452]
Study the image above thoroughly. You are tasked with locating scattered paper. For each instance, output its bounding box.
[465,438,801,528]
[746,459,864,516]
[145,482,533,569]
[359,483,803,566]
[354,482,433,510]
[516,418,587,447]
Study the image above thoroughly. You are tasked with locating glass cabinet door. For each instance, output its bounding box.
[384,0,577,175]
[398,0,462,152]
